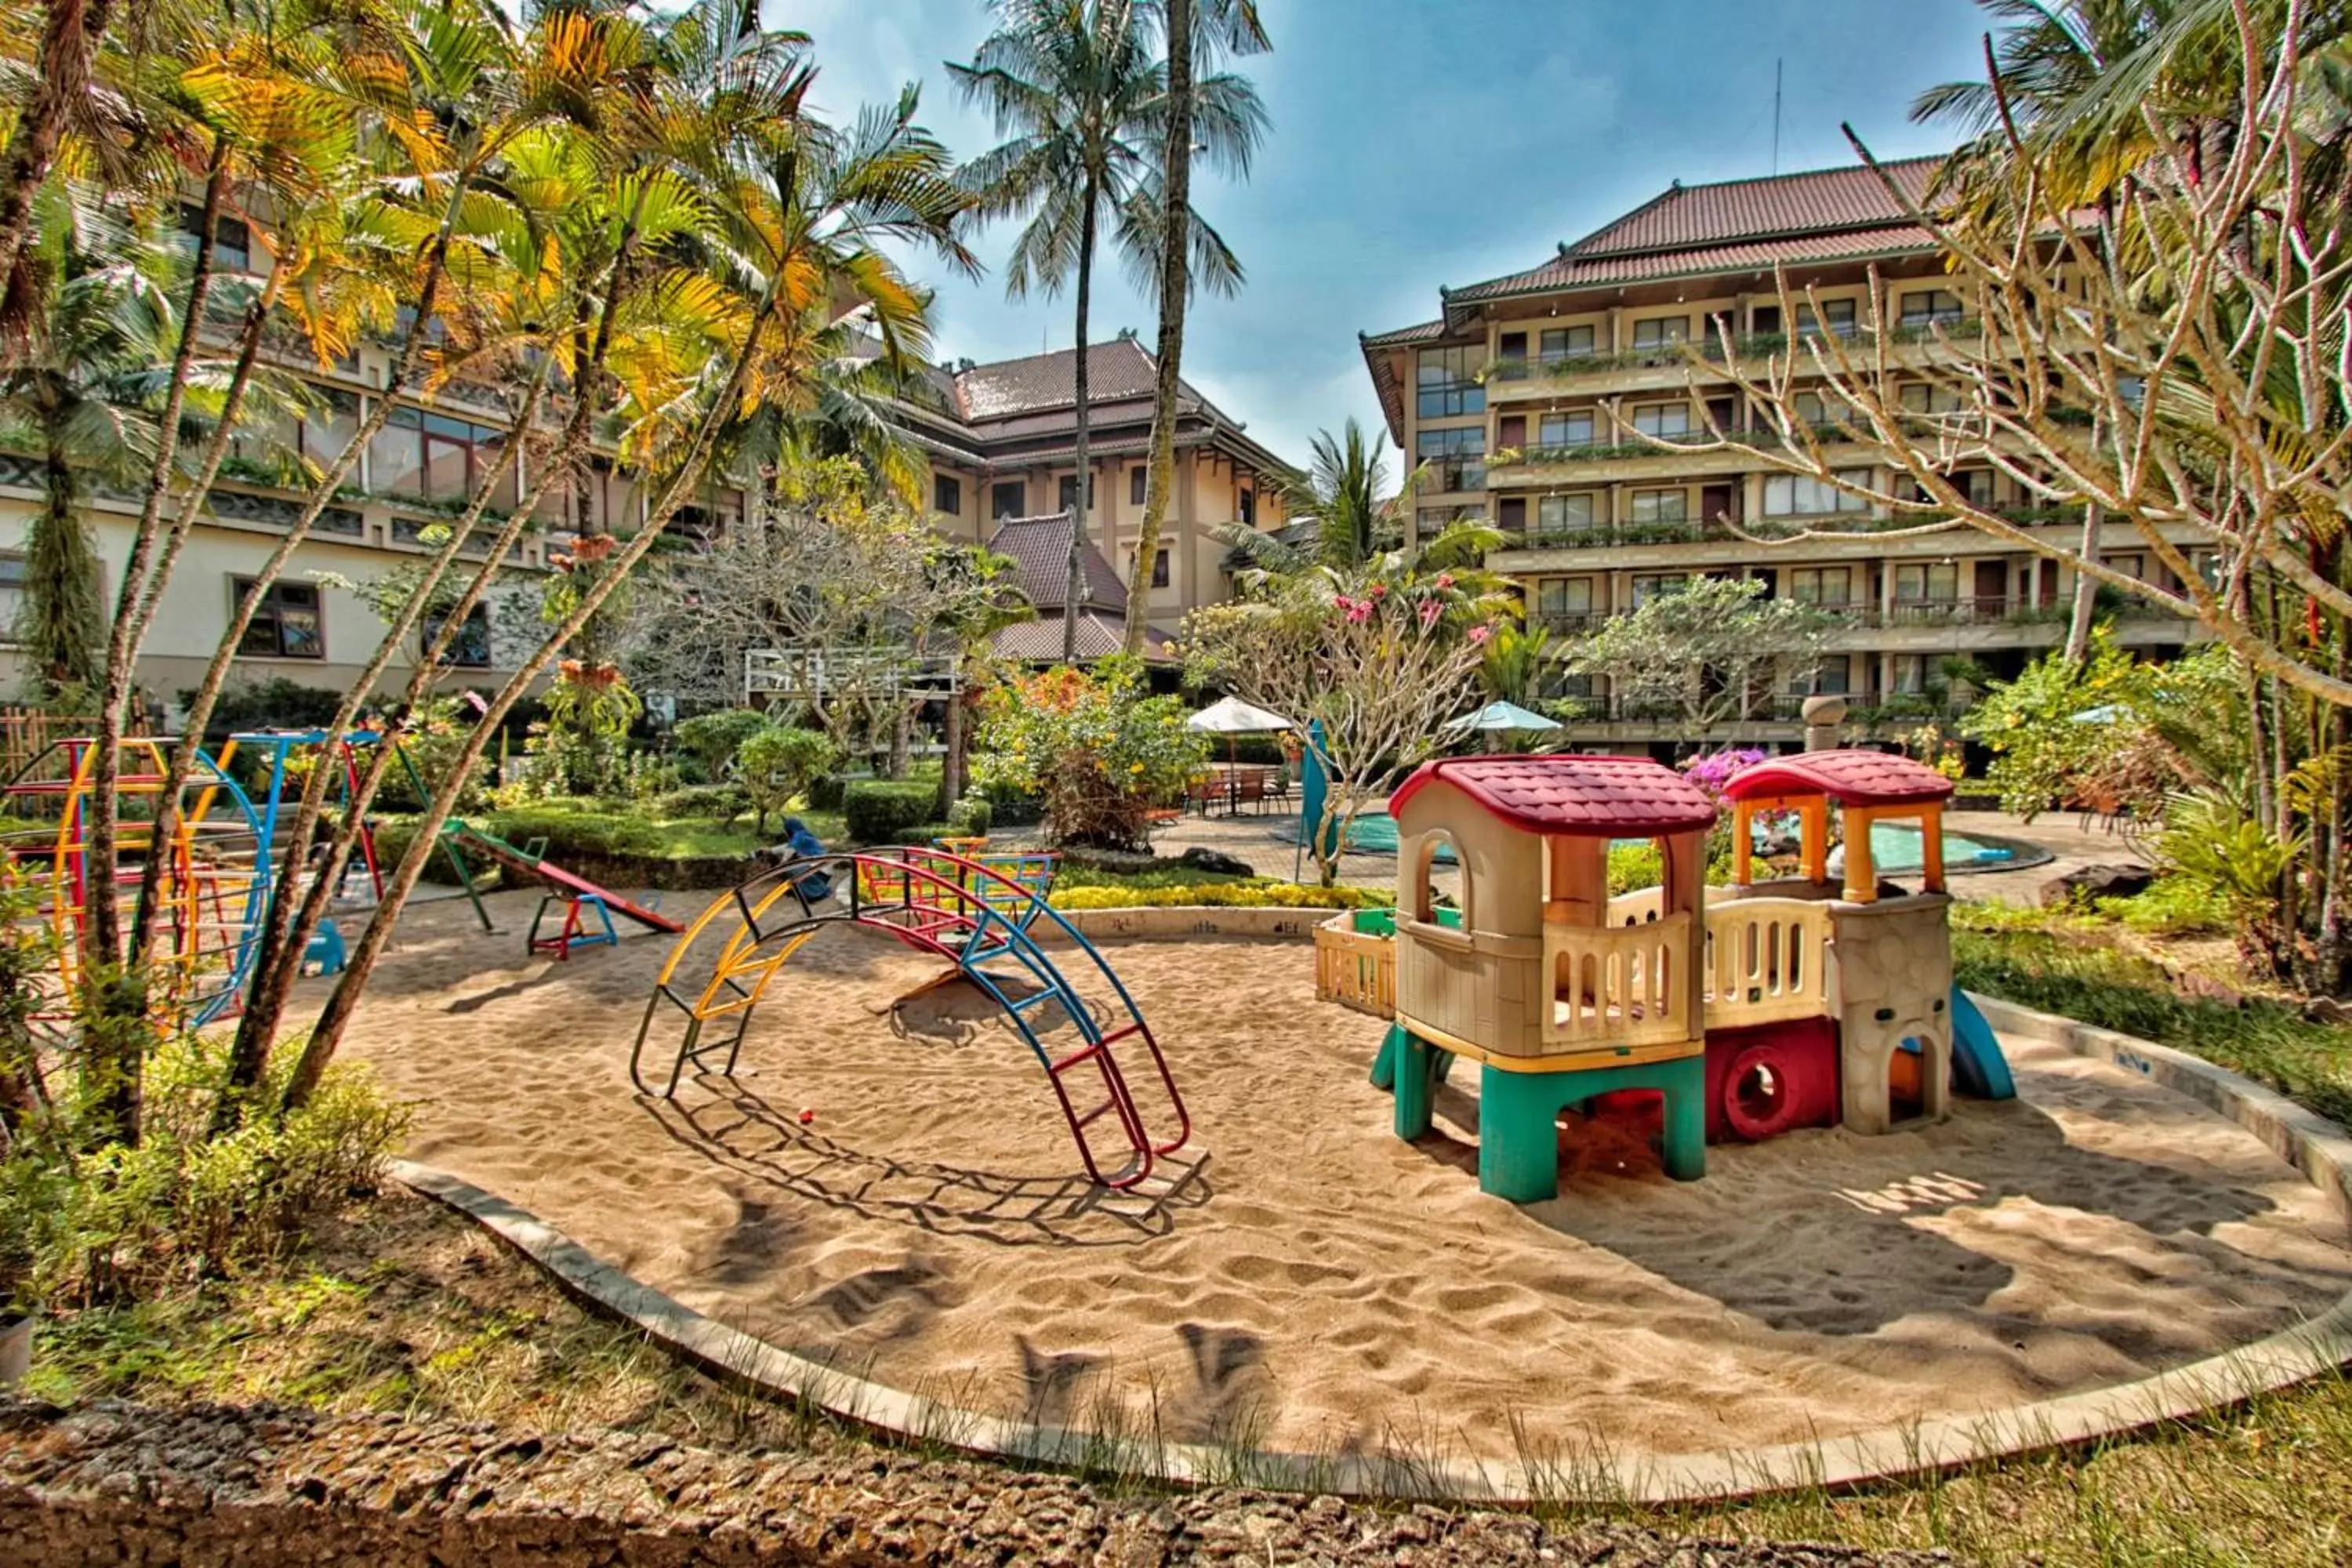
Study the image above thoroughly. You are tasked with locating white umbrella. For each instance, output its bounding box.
[1446,699,1563,733]
[1184,695,1295,733]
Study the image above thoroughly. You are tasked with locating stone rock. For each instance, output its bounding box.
[2040,862,2155,908]
[1176,846,1256,878]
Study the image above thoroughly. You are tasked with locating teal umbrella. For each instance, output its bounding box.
[1445,699,1562,734]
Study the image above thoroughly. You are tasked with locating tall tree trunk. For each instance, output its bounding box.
[25,407,101,695]
[0,0,114,320]
[2063,500,2101,664]
[1063,173,1098,664]
[1124,0,1192,657]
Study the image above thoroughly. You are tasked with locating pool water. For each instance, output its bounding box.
[1307,811,2022,873]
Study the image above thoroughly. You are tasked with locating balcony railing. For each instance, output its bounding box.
[1486,318,1984,386]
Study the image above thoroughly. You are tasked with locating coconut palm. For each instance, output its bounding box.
[0,188,172,696]
[1120,0,1269,652]
[951,0,1254,661]
[1218,417,1497,578]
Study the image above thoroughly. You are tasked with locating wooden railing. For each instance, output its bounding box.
[1544,912,1692,1050]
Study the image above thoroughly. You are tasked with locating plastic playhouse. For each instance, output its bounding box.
[1345,749,2013,1202]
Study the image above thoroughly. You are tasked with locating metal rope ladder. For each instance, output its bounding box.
[631,847,1189,1190]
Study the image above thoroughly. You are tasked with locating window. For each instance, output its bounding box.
[297,388,360,470]
[234,577,324,659]
[1762,470,1871,517]
[932,473,962,516]
[1059,474,1092,514]
[1627,488,1687,524]
[1630,573,1687,606]
[1795,299,1857,337]
[1537,411,1594,450]
[1895,561,1960,602]
[1539,325,1595,363]
[1899,288,1967,328]
[1791,657,1851,695]
[424,603,492,669]
[1630,402,1692,439]
[1417,504,1486,538]
[1537,492,1595,532]
[1415,426,1486,493]
[1630,316,1689,350]
[1535,576,1592,620]
[179,204,252,273]
[2107,552,2147,582]
[1890,655,1929,694]
[1951,468,1997,506]
[1787,567,1852,606]
[1150,548,1170,589]
[370,407,514,506]
[1240,488,1255,526]
[0,552,23,637]
[1416,346,1485,419]
[993,481,1027,520]
[1793,389,1857,431]
[1899,382,1966,415]
[1130,467,1147,506]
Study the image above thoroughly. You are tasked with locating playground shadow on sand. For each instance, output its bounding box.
[640,1079,1211,1249]
[1421,1079,2307,1339]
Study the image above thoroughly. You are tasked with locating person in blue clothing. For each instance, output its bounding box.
[779,816,833,902]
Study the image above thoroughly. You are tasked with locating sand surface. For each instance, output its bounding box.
[332,889,2352,1465]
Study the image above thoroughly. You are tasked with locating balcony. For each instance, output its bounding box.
[1486,319,1985,397]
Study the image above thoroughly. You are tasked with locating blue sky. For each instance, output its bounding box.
[785,0,2000,468]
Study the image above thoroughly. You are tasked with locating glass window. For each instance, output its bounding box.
[1762,472,1871,517]
[297,388,360,475]
[1895,562,1961,601]
[1796,299,1857,337]
[1792,657,1851,695]
[1537,411,1594,449]
[1899,288,1967,327]
[424,603,492,669]
[1631,402,1692,438]
[992,481,1026,520]
[1417,504,1486,537]
[1891,654,1929,693]
[1788,567,1852,605]
[1630,316,1689,350]
[1130,467,1147,506]
[1630,573,1687,606]
[1793,389,1857,430]
[0,552,24,636]
[932,473,961,516]
[1059,474,1088,514]
[1537,493,1595,532]
[1628,488,1687,524]
[1535,577,1592,618]
[1415,426,1486,493]
[370,405,425,497]
[179,205,252,273]
[2107,552,2147,581]
[1416,346,1485,419]
[1240,488,1255,526]
[1900,382,1967,415]
[234,576,324,659]
[1150,548,1170,589]
[1539,325,1595,363]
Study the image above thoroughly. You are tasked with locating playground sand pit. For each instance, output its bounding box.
[333,891,2352,1468]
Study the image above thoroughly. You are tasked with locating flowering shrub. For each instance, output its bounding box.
[971,658,1209,850]
[1678,747,1768,801]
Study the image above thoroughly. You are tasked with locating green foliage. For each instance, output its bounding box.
[673,710,771,778]
[736,726,835,834]
[20,503,103,697]
[946,794,993,836]
[842,779,942,844]
[808,774,851,811]
[1959,629,2161,817]
[1566,576,1835,733]
[1606,840,1663,896]
[376,695,492,814]
[971,660,1209,850]
[2096,876,2229,936]
[186,678,348,742]
[647,783,749,822]
[1050,881,1389,911]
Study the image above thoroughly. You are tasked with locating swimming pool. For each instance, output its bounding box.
[1294,811,2042,874]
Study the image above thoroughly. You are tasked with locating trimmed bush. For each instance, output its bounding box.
[648,783,750,821]
[947,794,993,836]
[1050,881,1388,911]
[735,725,834,834]
[808,774,851,811]
[844,780,941,844]
[673,709,771,778]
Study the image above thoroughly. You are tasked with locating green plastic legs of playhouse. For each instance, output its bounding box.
[1377,1023,1707,1202]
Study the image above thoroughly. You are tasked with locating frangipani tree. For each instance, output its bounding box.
[1181,568,1498,886]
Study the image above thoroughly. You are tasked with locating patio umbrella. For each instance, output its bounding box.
[1445,699,1562,734]
[1184,695,1298,771]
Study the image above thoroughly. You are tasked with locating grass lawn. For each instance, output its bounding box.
[27,900,2352,1563]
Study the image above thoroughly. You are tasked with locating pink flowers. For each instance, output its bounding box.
[1333,593,1374,624]
[1436,573,1455,590]
[1468,624,1491,644]
[1417,599,1443,629]
[1367,582,1388,599]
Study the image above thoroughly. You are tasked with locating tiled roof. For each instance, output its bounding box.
[1359,319,1446,347]
[987,513,1128,612]
[1721,750,1957,808]
[953,339,1229,426]
[1446,158,1942,305]
[993,612,1177,662]
[1389,755,1719,838]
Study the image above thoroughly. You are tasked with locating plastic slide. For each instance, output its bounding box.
[1948,985,2017,1100]
[445,822,683,934]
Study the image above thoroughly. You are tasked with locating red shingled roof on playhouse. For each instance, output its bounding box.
[1720,750,1957,807]
[1388,756,1718,837]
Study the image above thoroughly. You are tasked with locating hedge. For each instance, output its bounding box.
[1049,882,1391,912]
[844,780,942,844]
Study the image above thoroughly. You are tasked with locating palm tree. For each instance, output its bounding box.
[1122,0,1269,653]
[0,188,172,696]
[951,0,1248,661]
[0,0,120,324]
[1219,417,1497,577]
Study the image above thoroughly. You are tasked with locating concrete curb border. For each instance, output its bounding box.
[392,985,2352,1504]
